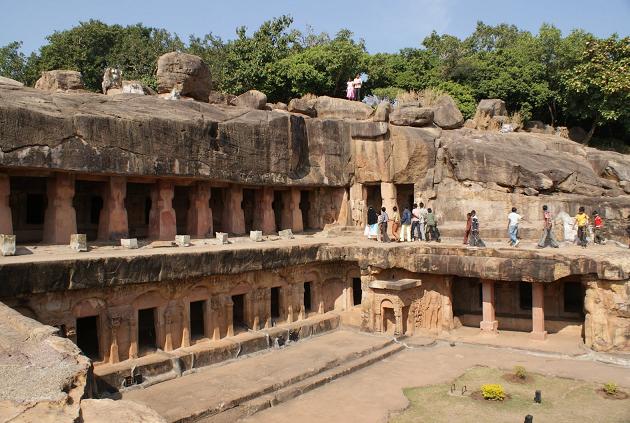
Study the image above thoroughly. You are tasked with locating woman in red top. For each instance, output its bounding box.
[592,211,604,244]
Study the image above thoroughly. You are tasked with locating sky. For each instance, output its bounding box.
[1,0,629,54]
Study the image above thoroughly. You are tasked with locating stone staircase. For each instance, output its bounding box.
[122,330,404,423]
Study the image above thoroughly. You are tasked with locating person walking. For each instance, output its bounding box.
[377,207,390,243]
[400,206,412,242]
[346,78,355,101]
[573,206,590,248]
[537,205,559,248]
[426,208,439,241]
[626,214,630,248]
[507,207,522,247]
[391,206,401,241]
[352,74,362,101]
[367,206,378,240]
[592,211,605,244]
[469,210,485,247]
[411,203,420,241]
[418,202,428,241]
[463,212,472,245]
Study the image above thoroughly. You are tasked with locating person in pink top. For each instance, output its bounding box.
[346,79,355,100]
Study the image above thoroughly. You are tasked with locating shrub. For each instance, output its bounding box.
[481,384,506,401]
[372,87,404,101]
[514,366,527,380]
[603,382,618,396]
[508,111,523,130]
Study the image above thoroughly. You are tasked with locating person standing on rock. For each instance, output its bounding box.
[377,207,390,243]
[573,206,590,248]
[426,208,440,242]
[592,211,604,244]
[507,207,522,247]
[367,206,379,240]
[626,214,630,248]
[537,205,559,248]
[400,206,412,242]
[419,202,429,241]
[391,206,401,241]
[469,210,485,247]
[353,74,362,101]
[411,203,420,241]
[346,78,355,101]
[463,212,472,245]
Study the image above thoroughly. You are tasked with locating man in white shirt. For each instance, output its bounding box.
[411,203,420,241]
[352,74,362,101]
[507,207,522,247]
[418,202,428,241]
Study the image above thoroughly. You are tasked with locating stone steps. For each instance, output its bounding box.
[122,331,403,423]
[204,342,405,423]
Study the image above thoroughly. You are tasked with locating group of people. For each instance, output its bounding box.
[365,202,441,243]
[346,74,363,101]
[365,202,625,249]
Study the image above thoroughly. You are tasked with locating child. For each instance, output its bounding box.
[469,210,485,247]
[346,79,355,101]
[592,211,604,244]
[573,206,589,248]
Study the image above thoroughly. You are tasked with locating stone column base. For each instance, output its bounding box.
[530,330,547,340]
[480,320,498,332]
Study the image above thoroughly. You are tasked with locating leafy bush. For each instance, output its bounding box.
[372,87,404,101]
[603,382,618,395]
[481,384,506,401]
[514,366,527,379]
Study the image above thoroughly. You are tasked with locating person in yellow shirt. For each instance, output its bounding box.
[573,206,590,248]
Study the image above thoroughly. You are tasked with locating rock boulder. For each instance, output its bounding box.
[389,106,434,127]
[230,89,267,110]
[35,70,84,92]
[288,98,317,117]
[156,52,211,101]
[433,95,464,129]
[373,102,391,122]
[0,76,24,87]
[477,99,507,117]
[313,96,373,120]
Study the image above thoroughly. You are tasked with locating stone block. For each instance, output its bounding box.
[216,232,229,245]
[249,230,263,242]
[278,229,294,239]
[175,234,191,247]
[1,234,16,256]
[70,234,87,252]
[120,238,138,249]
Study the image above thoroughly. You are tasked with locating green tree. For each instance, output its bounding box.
[0,41,27,82]
[562,35,630,142]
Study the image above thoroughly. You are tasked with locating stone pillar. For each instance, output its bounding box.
[349,182,366,227]
[296,283,305,320]
[480,279,498,333]
[531,282,547,340]
[163,309,174,352]
[128,314,138,359]
[210,296,221,341]
[98,176,128,241]
[148,180,177,240]
[226,297,234,337]
[381,182,396,236]
[224,185,245,235]
[254,187,276,234]
[280,189,303,232]
[43,173,76,244]
[0,174,12,235]
[181,302,191,348]
[187,182,212,238]
[108,316,121,364]
[316,282,325,314]
[395,307,403,336]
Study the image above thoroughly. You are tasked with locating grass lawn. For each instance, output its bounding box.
[390,366,630,423]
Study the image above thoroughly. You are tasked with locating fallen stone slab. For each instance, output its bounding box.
[175,235,191,247]
[80,398,166,423]
[120,238,139,249]
[250,231,263,242]
[70,234,87,252]
[216,232,229,245]
[1,234,16,256]
[279,229,294,239]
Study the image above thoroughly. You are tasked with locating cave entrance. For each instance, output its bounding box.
[210,187,226,233]
[271,287,281,319]
[563,282,584,314]
[173,185,190,235]
[272,190,283,230]
[303,282,312,313]
[74,180,105,241]
[232,294,246,331]
[365,184,382,211]
[396,184,414,211]
[126,183,152,239]
[352,278,362,306]
[76,315,100,360]
[242,188,256,232]
[190,300,205,340]
[9,176,47,243]
[299,190,312,230]
[138,307,157,354]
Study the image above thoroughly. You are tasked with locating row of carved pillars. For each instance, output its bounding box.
[0,173,304,243]
[480,279,547,340]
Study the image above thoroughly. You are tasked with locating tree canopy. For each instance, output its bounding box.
[1,18,628,145]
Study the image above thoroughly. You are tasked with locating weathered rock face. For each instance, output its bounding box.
[0,85,351,187]
[35,70,84,92]
[433,95,464,129]
[314,96,373,120]
[81,399,167,423]
[0,76,23,87]
[389,106,434,127]
[288,97,316,117]
[156,52,211,101]
[231,89,267,110]
[373,102,391,122]
[208,90,235,105]
[477,99,507,117]
[584,280,630,351]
